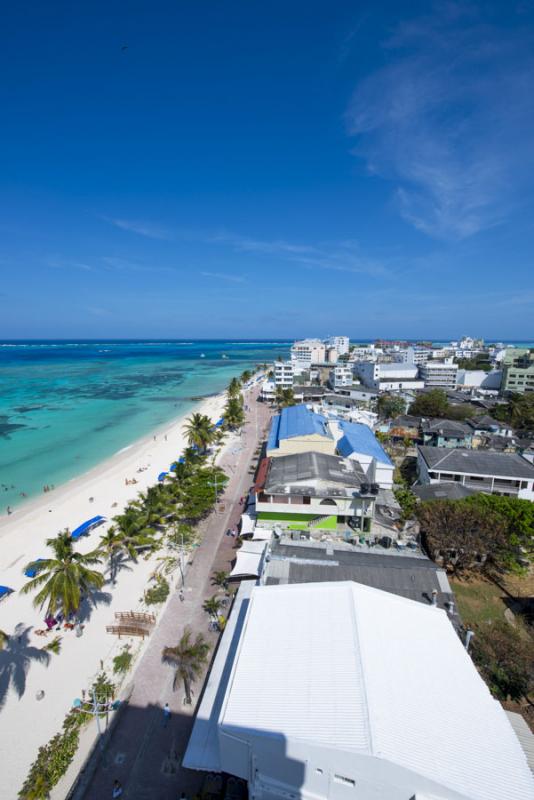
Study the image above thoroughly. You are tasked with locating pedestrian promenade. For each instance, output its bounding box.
[83,388,271,799]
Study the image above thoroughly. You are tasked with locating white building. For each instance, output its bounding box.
[291,339,326,368]
[417,446,534,500]
[419,358,458,389]
[456,369,502,391]
[397,346,430,365]
[185,581,534,800]
[355,361,424,392]
[329,364,353,389]
[274,361,295,387]
[260,380,276,402]
[326,335,350,355]
[348,345,380,363]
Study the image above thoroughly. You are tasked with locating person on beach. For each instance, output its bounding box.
[163,702,171,727]
[112,779,123,798]
[6,506,12,515]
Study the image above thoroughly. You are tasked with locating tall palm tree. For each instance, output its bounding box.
[240,369,253,385]
[109,508,159,561]
[224,396,245,430]
[98,528,124,584]
[211,570,229,591]
[21,531,104,618]
[183,413,215,452]
[275,386,296,408]
[227,377,241,398]
[162,628,210,705]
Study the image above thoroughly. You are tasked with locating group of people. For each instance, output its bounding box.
[124,477,139,485]
[43,484,55,493]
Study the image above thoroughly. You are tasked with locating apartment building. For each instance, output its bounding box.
[397,346,431,365]
[290,338,326,367]
[501,348,534,394]
[274,360,295,387]
[326,335,350,355]
[419,358,458,389]
[355,361,424,391]
[329,364,354,389]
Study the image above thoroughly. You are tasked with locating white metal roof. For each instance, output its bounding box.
[229,542,267,579]
[239,513,256,535]
[220,581,534,800]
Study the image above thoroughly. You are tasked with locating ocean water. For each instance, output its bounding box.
[0,340,290,510]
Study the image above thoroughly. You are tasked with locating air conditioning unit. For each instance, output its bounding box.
[370,483,380,495]
[360,483,370,494]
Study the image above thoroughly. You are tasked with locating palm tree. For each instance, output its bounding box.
[183,413,215,452]
[227,377,241,398]
[109,508,159,562]
[224,396,245,430]
[275,386,296,408]
[21,531,104,618]
[211,570,229,591]
[240,369,253,385]
[162,628,210,705]
[98,528,124,584]
[203,595,223,618]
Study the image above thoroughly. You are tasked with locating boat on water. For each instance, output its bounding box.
[221,354,229,359]
[200,353,206,358]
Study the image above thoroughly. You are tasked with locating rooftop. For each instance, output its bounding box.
[418,446,534,478]
[267,404,332,451]
[421,417,472,436]
[413,482,478,501]
[337,420,393,465]
[220,581,534,800]
[263,451,366,497]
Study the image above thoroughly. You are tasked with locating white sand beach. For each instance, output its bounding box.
[0,390,228,798]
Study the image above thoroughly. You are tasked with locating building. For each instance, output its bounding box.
[185,580,534,800]
[467,414,514,440]
[266,404,336,458]
[501,348,534,394]
[274,361,295,387]
[255,451,377,532]
[354,361,424,391]
[397,345,431,365]
[290,339,326,368]
[326,335,350,355]
[419,358,458,389]
[417,446,534,499]
[260,380,276,402]
[456,369,502,391]
[420,418,473,449]
[329,364,353,389]
[336,420,394,488]
[412,482,477,501]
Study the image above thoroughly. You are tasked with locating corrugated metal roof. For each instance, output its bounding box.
[220,582,534,800]
[337,420,393,466]
[506,712,534,775]
[418,446,534,478]
[267,404,332,451]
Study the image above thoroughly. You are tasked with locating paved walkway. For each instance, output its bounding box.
[83,388,271,800]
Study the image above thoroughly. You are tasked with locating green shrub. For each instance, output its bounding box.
[144,574,170,605]
[113,645,133,675]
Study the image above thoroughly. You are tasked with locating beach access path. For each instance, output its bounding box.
[82,386,272,800]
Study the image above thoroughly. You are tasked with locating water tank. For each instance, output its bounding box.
[360,483,370,495]
[371,483,380,495]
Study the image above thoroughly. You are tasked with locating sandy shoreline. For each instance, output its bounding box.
[0,388,231,797]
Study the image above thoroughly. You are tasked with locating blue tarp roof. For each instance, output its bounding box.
[25,558,45,578]
[71,515,106,540]
[0,585,13,598]
[158,471,168,481]
[337,421,393,466]
[267,404,332,451]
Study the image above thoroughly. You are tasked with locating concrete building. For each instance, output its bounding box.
[397,346,430,365]
[417,446,534,499]
[290,339,326,368]
[260,380,276,402]
[336,420,394,488]
[419,358,458,389]
[255,451,377,532]
[355,361,424,391]
[501,348,534,394]
[184,581,534,800]
[326,335,350,355]
[329,364,353,389]
[456,369,502,391]
[266,404,336,458]
[274,361,295,387]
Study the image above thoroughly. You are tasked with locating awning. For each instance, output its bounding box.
[251,527,272,541]
[253,457,270,492]
[0,586,14,600]
[239,513,256,536]
[157,472,168,482]
[229,541,267,579]
[25,559,45,578]
[71,515,106,540]
[215,418,225,427]
[170,462,178,471]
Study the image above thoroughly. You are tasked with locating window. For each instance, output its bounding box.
[334,775,356,788]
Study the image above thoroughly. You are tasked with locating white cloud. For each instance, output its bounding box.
[346,6,534,239]
[104,217,173,240]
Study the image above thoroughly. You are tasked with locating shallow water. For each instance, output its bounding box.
[0,340,290,509]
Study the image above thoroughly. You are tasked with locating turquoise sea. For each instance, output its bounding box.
[0,340,290,511]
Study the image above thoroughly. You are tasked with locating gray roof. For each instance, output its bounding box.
[418,446,534,478]
[413,483,477,501]
[421,418,472,437]
[265,542,455,612]
[264,451,367,498]
[390,415,422,429]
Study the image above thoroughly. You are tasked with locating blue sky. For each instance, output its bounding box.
[1,0,534,340]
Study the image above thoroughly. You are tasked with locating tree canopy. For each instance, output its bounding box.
[376,393,405,419]
[493,392,534,431]
[409,389,474,420]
